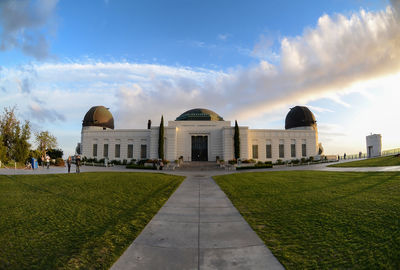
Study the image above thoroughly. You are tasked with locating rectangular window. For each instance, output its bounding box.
[302,144,307,157]
[291,139,296,158]
[93,144,97,157]
[266,144,272,158]
[252,145,258,159]
[115,144,120,158]
[279,141,284,158]
[140,144,147,159]
[103,144,108,158]
[127,144,133,158]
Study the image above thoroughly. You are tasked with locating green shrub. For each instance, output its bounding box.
[110,160,122,165]
[291,159,300,164]
[275,159,283,165]
[55,158,65,167]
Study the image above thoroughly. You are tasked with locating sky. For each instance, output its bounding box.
[0,0,399,156]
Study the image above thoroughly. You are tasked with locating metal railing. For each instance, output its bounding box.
[382,148,400,156]
[337,147,400,160]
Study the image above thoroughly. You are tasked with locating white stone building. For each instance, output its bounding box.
[366,134,382,158]
[80,106,322,162]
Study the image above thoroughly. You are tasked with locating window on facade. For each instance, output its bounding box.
[103,144,109,158]
[291,140,296,158]
[140,145,147,159]
[115,144,120,158]
[127,144,133,158]
[266,144,272,158]
[252,145,258,159]
[302,143,307,157]
[93,144,97,157]
[279,143,284,158]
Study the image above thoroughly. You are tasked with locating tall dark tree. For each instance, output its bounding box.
[234,120,240,159]
[158,115,164,160]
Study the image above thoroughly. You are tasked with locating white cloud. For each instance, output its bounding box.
[217,33,230,41]
[0,0,58,59]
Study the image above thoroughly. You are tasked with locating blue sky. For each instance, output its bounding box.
[0,0,399,156]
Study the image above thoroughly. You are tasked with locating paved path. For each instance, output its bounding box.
[111,175,283,270]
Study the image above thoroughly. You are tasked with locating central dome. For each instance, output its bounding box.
[176,108,224,121]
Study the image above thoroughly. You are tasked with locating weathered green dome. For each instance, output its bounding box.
[176,108,224,121]
[82,106,114,129]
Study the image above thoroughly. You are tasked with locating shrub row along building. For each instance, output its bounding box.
[80,106,323,162]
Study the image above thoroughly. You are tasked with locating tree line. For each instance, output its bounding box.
[0,107,62,165]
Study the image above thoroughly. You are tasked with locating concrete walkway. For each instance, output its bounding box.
[111,175,283,270]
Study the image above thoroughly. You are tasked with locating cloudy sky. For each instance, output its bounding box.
[0,0,399,156]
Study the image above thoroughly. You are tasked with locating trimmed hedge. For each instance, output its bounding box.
[236,164,273,170]
[126,164,156,170]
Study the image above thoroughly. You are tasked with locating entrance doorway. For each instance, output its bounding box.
[191,136,208,161]
[368,146,373,158]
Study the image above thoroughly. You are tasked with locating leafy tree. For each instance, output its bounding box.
[0,135,6,162]
[35,131,57,158]
[47,148,64,159]
[158,115,164,160]
[234,120,240,159]
[0,107,31,162]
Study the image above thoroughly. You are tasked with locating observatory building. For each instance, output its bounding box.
[80,106,322,162]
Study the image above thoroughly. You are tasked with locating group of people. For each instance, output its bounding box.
[66,155,81,173]
[29,155,51,170]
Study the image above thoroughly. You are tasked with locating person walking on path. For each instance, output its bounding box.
[46,155,50,169]
[41,156,45,168]
[67,156,72,173]
[76,155,81,173]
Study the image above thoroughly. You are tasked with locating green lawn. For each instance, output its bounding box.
[214,171,400,269]
[0,172,184,270]
[329,155,400,167]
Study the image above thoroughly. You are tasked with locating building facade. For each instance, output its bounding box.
[80,106,321,162]
[366,134,382,158]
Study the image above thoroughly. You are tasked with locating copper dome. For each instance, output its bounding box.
[82,106,114,129]
[285,106,316,130]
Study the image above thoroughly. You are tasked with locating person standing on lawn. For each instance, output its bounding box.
[76,155,81,173]
[46,155,50,169]
[67,156,72,173]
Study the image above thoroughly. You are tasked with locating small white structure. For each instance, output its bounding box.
[366,134,382,158]
[80,106,322,162]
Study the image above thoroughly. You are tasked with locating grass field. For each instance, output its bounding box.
[329,155,400,167]
[0,172,184,270]
[214,171,400,269]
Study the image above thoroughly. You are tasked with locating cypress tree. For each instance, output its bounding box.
[158,115,164,159]
[234,120,240,159]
